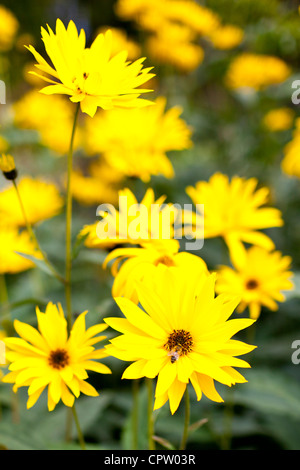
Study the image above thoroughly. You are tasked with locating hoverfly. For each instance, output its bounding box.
[168,346,182,364]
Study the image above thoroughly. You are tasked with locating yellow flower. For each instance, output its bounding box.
[103,241,208,303]
[146,24,204,72]
[0,227,42,274]
[282,118,300,178]
[84,96,192,182]
[96,26,141,60]
[207,25,244,50]
[0,177,64,227]
[104,267,256,414]
[71,168,120,207]
[0,154,17,180]
[225,53,291,91]
[26,19,155,117]
[0,330,7,379]
[263,108,294,132]
[2,302,111,411]
[0,5,19,51]
[186,173,283,261]
[216,246,294,319]
[81,187,178,250]
[13,90,82,155]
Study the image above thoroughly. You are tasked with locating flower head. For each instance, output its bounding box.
[2,302,111,411]
[26,19,155,117]
[0,5,19,51]
[103,241,208,303]
[263,107,294,132]
[0,177,64,227]
[0,154,17,180]
[216,246,293,319]
[0,227,42,274]
[186,173,283,261]
[105,267,255,414]
[84,96,192,182]
[281,118,300,178]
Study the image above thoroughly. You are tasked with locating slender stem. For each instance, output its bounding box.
[12,180,65,284]
[220,387,234,450]
[72,405,86,450]
[146,378,155,450]
[132,379,139,450]
[179,387,190,450]
[65,103,80,330]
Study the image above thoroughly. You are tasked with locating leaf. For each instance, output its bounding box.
[15,251,64,283]
[0,421,46,450]
[153,435,176,450]
[72,231,89,261]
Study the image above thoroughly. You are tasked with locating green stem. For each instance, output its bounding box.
[179,387,190,450]
[220,387,234,450]
[146,378,155,450]
[12,180,65,285]
[65,103,80,330]
[132,379,139,450]
[72,405,86,450]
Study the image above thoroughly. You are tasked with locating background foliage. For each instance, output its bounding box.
[1,0,300,450]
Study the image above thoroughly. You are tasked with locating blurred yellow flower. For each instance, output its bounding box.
[103,241,208,303]
[216,246,294,320]
[225,53,291,91]
[0,135,9,153]
[26,19,155,117]
[71,168,121,207]
[263,107,294,132]
[104,266,255,414]
[207,24,244,50]
[0,330,6,379]
[84,96,192,182]
[0,5,19,51]
[282,118,300,178]
[81,187,178,250]
[0,177,64,227]
[13,90,82,155]
[186,173,284,261]
[3,302,111,411]
[0,227,42,274]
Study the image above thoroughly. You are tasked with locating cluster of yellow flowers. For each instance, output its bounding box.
[0,6,295,450]
[115,0,244,72]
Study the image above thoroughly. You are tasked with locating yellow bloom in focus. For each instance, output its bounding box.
[3,302,111,410]
[103,241,208,303]
[104,267,256,414]
[186,173,283,260]
[0,177,64,227]
[96,27,141,60]
[81,187,178,250]
[225,53,291,91]
[0,227,42,274]
[26,19,155,117]
[207,25,244,50]
[216,246,293,320]
[263,108,294,132]
[13,90,82,155]
[84,97,192,182]
[0,5,19,51]
[281,118,300,178]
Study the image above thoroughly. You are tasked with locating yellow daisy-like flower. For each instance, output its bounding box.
[0,227,42,274]
[186,173,283,261]
[103,240,208,303]
[104,267,256,414]
[225,53,291,91]
[26,19,155,117]
[207,25,244,50]
[263,107,294,132]
[0,177,64,227]
[84,96,192,182]
[215,246,294,320]
[81,187,178,250]
[0,154,17,180]
[2,302,111,411]
[96,26,141,61]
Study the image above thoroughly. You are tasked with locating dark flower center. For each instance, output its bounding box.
[164,329,194,363]
[48,349,70,370]
[154,255,175,267]
[245,279,259,290]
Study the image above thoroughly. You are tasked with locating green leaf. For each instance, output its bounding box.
[0,421,47,450]
[72,231,89,261]
[15,252,64,283]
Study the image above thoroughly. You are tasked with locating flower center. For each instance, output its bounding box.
[154,255,175,267]
[245,279,259,290]
[164,329,194,363]
[48,348,70,370]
